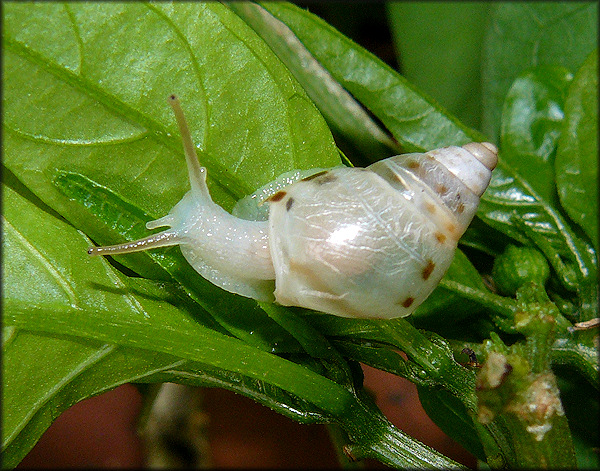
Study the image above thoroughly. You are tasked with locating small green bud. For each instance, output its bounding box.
[492,245,550,296]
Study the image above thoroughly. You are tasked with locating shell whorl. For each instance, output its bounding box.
[266,143,497,319]
[368,143,497,237]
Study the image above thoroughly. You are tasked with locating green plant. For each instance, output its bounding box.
[2,2,597,468]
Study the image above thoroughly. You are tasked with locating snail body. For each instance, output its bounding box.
[89,96,497,319]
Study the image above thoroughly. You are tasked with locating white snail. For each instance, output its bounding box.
[89,95,497,319]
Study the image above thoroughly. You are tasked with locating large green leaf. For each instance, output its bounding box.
[500,66,573,205]
[228,2,400,162]
[2,2,341,349]
[478,60,597,320]
[1,183,353,466]
[555,50,598,251]
[478,162,596,295]
[2,2,339,240]
[482,2,598,140]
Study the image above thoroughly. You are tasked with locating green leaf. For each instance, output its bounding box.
[386,2,491,131]
[480,61,597,318]
[555,50,598,250]
[482,2,598,140]
[417,386,487,461]
[2,1,339,246]
[1,183,358,465]
[2,2,340,351]
[256,2,482,154]
[500,66,573,204]
[477,161,596,293]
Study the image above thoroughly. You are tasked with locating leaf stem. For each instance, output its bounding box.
[439,279,517,318]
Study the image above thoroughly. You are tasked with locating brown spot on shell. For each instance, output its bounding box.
[456,202,465,214]
[446,223,457,235]
[301,170,337,185]
[407,161,420,170]
[435,232,447,244]
[425,202,436,214]
[286,197,294,211]
[422,259,435,280]
[436,184,448,194]
[400,297,415,308]
[315,173,337,185]
[267,191,287,202]
[300,170,328,182]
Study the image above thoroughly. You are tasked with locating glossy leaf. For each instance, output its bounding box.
[2,1,339,246]
[500,66,573,204]
[480,62,597,316]
[228,2,400,162]
[2,2,340,350]
[478,163,596,292]
[1,184,350,465]
[482,2,598,140]
[556,50,598,250]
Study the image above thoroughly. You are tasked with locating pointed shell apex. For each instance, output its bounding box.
[462,142,498,170]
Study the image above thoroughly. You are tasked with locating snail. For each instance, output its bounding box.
[89,95,497,319]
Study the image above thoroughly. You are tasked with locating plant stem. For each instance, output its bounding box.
[439,279,517,318]
[340,391,467,469]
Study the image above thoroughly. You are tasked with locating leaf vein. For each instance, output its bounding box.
[2,217,80,308]
[144,3,209,146]
[63,3,84,74]
[3,125,150,147]
[5,343,117,446]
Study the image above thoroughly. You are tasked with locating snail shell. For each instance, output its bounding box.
[89,95,497,319]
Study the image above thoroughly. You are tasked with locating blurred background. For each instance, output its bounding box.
[18,367,476,468]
